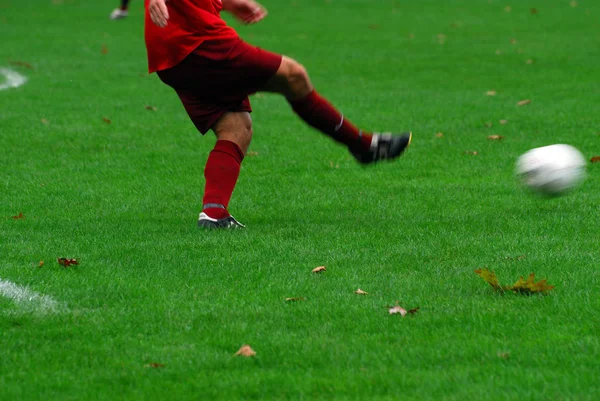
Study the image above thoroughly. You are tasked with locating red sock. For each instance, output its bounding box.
[289,90,372,151]
[202,140,244,219]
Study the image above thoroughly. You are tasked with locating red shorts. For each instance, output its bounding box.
[157,37,283,134]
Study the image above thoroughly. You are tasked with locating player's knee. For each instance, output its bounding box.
[286,61,310,88]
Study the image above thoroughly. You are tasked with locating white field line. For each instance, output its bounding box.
[0,278,65,314]
[0,67,28,91]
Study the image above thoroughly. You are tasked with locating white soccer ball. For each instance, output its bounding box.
[516,144,586,196]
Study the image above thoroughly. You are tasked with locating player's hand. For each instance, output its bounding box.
[149,0,170,28]
[222,0,268,25]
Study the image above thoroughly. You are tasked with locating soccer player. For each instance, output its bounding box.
[146,0,412,229]
[110,0,131,20]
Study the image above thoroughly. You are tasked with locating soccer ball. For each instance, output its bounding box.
[516,144,586,196]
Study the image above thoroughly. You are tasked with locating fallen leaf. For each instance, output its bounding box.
[435,132,444,138]
[11,212,24,219]
[517,99,531,106]
[464,151,479,155]
[388,303,419,316]
[285,297,306,302]
[497,351,510,359]
[474,268,554,294]
[312,266,326,273]
[38,261,44,268]
[145,105,157,111]
[570,1,578,7]
[9,60,34,69]
[510,273,555,294]
[504,6,512,12]
[102,117,112,124]
[486,90,497,96]
[526,59,535,64]
[474,268,502,290]
[234,345,256,357]
[510,38,518,44]
[484,122,493,128]
[487,135,504,140]
[499,119,508,125]
[144,363,165,368]
[41,118,50,125]
[247,151,259,157]
[57,258,79,267]
[530,8,538,14]
[589,156,600,163]
[354,289,368,295]
[101,44,109,54]
[495,49,503,55]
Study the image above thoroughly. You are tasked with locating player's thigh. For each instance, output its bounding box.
[212,112,253,154]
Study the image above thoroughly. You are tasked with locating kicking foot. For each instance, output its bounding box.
[109,8,129,20]
[198,212,245,229]
[350,132,412,164]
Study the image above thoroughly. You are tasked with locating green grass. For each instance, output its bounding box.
[1,0,600,400]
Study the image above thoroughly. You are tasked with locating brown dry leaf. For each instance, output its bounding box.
[9,60,34,69]
[12,212,24,219]
[474,268,502,290]
[102,117,112,124]
[487,135,505,140]
[510,273,555,294]
[526,59,535,64]
[312,266,326,273]
[589,156,600,163]
[354,289,368,295]
[247,151,259,157]
[570,1,578,7]
[144,363,165,368]
[285,297,306,302]
[57,258,79,267]
[41,118,50,125]
[510,38,518,45]
[486,90,497,96]
[464,150,478,155]
[530,8,538,14]
[499,119,508,125]
[504,6,512,12]
[38,261,44,268]
[435,132,444,138]
[101,44,109,55]
[234,345,256,357]
[497,351,510,359]
[517,99,531,106]
[145,105,157,111]
[388,304,419,316]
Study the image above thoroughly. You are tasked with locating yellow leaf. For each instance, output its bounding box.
[354,289,368,295]
[474,268,502,290]
[509,273,554,294]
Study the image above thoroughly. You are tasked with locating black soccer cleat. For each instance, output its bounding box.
[197,212,245,229]
[350,132,412,164]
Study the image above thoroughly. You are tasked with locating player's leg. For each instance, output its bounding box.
[110,0,130,20]
[197,112,252,229]
[262,56,411,164]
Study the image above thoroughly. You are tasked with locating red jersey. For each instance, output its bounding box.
[145,0,238,73]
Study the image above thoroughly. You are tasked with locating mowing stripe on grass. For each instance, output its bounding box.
[0,278,64,314]
[0,67,27,91]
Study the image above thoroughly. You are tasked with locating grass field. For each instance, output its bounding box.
[1,0,600,400]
